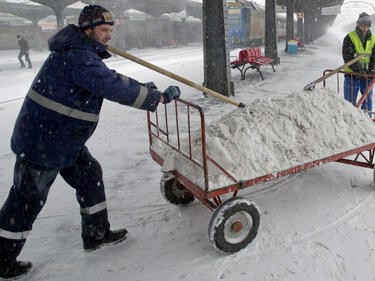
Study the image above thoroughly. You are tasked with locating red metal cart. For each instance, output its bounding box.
[147,71,375,253]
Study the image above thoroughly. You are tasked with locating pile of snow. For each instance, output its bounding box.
[154,88,375,190]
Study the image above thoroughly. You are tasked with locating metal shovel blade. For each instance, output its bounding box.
[303,81,316,92]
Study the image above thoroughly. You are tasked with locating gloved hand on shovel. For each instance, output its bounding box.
[143,81,158,89]
[162,86,181,104]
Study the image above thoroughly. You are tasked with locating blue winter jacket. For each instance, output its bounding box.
[11,24,161,168]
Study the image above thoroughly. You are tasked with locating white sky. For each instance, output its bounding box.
[3,0,375,15]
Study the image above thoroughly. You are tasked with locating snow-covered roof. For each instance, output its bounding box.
[186,15,201,23]
[124,9,146,20]
[161,12,183,22]
[161,10,200,23]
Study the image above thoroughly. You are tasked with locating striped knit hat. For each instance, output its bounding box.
[78,5,114,30]
[357,12,371,27]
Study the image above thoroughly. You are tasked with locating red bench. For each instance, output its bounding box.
[295,37,305,51]
[231,47,275,80]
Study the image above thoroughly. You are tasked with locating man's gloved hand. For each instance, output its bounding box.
[143,81,158,89]
[162,86,181,104]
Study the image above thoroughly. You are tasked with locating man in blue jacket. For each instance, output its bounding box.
[0,5,180,279]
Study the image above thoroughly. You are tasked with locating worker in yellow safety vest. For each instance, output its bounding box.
[342,12,375,116]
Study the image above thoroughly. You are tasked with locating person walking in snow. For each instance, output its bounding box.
[0,5,180,279]
[342,12,375,115]
[16,34,32,69]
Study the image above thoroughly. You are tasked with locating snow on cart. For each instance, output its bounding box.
[147,87,375,253]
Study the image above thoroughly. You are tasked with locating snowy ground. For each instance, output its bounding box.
[1,23,375,281]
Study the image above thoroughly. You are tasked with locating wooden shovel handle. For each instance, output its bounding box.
[314,54,365,84]
[107,45,245,108]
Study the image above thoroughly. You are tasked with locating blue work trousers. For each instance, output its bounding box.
[0,147,110,265]
[344,77,373,115]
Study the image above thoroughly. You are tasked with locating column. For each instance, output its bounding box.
[31,18,43,51]
[285,0,294,52]
[202,0,233,97]
[265,0,279,64]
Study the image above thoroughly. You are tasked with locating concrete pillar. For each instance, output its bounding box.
[156,16,163,48]
[303,8,311,43]
[319,16,330,37]
[54,8,65,30]
[312,9,319,40]
[31,19,43,51]
[110,10,126,50]
[297,16,303,38]
[285,0,294,52]
[265,0,279,64]
[202,0,233,97]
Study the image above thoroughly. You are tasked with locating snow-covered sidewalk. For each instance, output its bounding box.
[1,29,375,281]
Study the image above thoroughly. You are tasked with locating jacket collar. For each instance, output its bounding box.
[355,26,372,42]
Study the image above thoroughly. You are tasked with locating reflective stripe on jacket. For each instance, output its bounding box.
[0,228,30,240]
[343,30,375,72]
[11,24,161,168]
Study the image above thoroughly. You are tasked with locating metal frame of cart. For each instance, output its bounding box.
[146,71,375,253]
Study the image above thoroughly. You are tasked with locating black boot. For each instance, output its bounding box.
[83,228,128,251]
[0,260,32,279]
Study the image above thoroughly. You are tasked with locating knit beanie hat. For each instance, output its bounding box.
[357,12,371,27]
[78,5,114,30]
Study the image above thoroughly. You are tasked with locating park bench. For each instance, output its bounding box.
[230,47,275,80]
[295,37,305,51]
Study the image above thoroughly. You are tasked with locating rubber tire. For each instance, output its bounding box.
[208,197,260,253]
[160,176,194,205]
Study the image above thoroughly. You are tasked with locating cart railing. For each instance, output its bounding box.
[320,69,375,169]
[147,98,238,192]
[322,70,375,117]
[147,73,375,208]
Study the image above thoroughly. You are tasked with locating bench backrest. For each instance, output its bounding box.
[238,50,249,63]
[238,47,262,64]
[247,47,262,60]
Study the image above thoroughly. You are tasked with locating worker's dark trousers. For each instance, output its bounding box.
[18,50,32,68]
[0,147,110,266]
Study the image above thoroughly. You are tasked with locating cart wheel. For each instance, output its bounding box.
[208,197,260,253]
[160,173,194,205]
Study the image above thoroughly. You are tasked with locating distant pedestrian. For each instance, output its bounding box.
[342,12,375,115]
[16,34,32,69]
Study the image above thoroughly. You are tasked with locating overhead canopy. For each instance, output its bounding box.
[29,0,81,29]
[30,0,78,10]
[0,2,54,21]
[81,0,187,17]
[276,0,345,12]
[0,1,80,22]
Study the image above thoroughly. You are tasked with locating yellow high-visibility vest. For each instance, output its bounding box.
[343,30,375,72]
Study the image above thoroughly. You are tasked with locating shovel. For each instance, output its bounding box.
[303,54,366,91]
[107,45,246,108]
